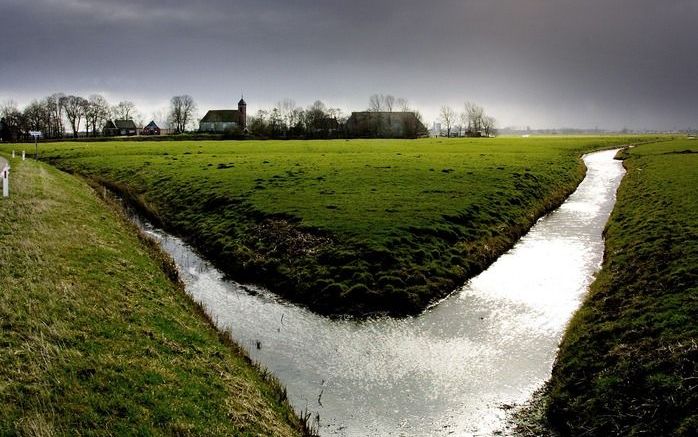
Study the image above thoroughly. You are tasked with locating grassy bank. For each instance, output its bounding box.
[542,139,697,435]
[0,156,306,435]
[2,136,658,316]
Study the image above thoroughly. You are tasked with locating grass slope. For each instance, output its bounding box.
[0,157,304,435]
[544,139,698,435]
[3,136,659,316]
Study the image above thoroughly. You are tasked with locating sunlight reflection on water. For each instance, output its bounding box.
[138,149,625,436]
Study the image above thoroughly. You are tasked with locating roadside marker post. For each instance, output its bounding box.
[2,165,9,198]
[22,151,25,160]
[12,150,15,158]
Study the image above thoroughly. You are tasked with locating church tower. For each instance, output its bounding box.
[238,96,247,129]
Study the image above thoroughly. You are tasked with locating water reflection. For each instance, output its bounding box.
[137,149,625,436]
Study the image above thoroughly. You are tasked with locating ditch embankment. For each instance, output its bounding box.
[121,148,627,435]
[0,156,308,435]
[519,139,697,436]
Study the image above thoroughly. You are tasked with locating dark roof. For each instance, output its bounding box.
[103,120,116,129]
[347,112,423,127]
[349,111,417,120]
[114,119,137,129]
[200,110,241,123]
[346,112,427,138]
[238,98,246,106]
[145,121,159,128]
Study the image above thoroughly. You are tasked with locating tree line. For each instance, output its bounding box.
[0,94,197,141]
[248,99,344,139]
[439,101,497,137]
[1,92,495,141]
[249,94,427,139]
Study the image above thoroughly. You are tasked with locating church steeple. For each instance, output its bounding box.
[238,94,247,129]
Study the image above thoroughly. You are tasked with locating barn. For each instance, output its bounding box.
[103,119,138,136]
[345,112,427,138]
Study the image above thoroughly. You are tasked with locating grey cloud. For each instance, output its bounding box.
[1,0,697,129]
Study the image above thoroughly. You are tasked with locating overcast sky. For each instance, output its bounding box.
[1,0,697,130]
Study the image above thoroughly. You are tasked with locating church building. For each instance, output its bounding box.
[199,98,247,133]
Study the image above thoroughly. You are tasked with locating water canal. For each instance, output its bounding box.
[134,148,625,436]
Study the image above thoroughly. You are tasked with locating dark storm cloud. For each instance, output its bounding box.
[1,0,697,129]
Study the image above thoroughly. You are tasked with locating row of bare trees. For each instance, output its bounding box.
[2,95,65,140]
[439,102,496,137]
[0,95,142,140]
[1,94,200,140]
[3,93,496,140]
[249,95,429,139]
[367,94,411,112]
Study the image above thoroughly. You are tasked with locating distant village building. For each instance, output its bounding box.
[345,112,427,139]
[103,119,138,136]
[142,121,160,135]
[199,98,247,133]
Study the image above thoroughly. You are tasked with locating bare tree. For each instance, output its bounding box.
[278,98,299,134]
[60,95,87,138]
[396,98,410,112]
[112,100,136,120]
[268,108,283,137]
[459,110,469,136]
[2,97,63,140]
[327,107,345,124]
[22,97,62,139]
[85,94,110,137]
[151,108,169,129]
[168,95,197,134]
[464,101,485,135]
[46,93,65,138]
[384,94,395,112]
[1,100,19,118]
[290,107,304,134]
[304,100,328,131]
[482,116,497,137]
[249,109,269,136]
[1,100,26,141]
[368,94,385,112]
[23,100,48,133]
[439,105,456,137]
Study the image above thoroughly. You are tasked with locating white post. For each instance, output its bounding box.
[12,150,15,158]
[22,151,25,160]
[2,168,8,198]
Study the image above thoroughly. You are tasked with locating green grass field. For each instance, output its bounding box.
[1,136,660,315]
[0,157,305,435]
[542,139,697,435]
